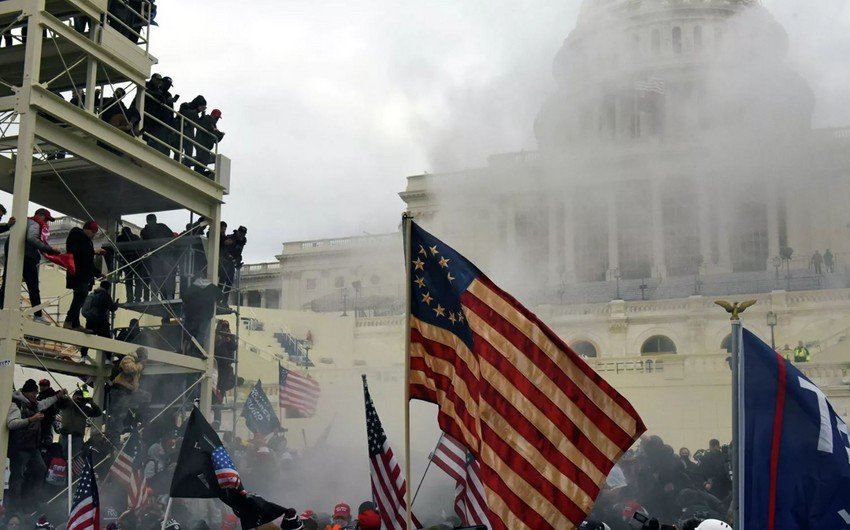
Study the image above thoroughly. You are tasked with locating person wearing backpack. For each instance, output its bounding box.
[79,280,119,358]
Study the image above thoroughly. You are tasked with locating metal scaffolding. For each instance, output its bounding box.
[0,0,232,500]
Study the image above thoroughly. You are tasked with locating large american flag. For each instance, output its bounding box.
[362,375,421,530]
[68,454,100,530]
[279,364,320,417]
[430,434,493,528]
[109,431,148,509]
[211,445,241,489]
[406,221,646,530]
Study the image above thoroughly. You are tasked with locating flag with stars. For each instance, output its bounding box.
[362,375,421,530]
[171,406,240,498]
[212,445,241,489]
[109,428,148,510]
[68,453,100,530]
[406,220,646,530]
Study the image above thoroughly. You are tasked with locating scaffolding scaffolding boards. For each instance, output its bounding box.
[0,0,230,499]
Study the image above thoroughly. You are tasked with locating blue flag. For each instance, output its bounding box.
[743,328,850,530]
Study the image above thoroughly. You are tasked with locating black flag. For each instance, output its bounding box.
[241,380,280,435]
[170,407,227,498]
[170,407,287,529]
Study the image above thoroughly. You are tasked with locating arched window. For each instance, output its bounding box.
[572,340,598,359]
[693,25,703,52]
[672,27,682,54]
[651,29,661,55]
[641,335,677,355]
[721,334,732,352]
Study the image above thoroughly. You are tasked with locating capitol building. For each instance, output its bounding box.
[240,0,850,449]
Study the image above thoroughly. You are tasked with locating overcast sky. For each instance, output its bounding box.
[145,0,849,262]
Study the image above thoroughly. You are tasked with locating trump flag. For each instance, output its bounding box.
[743,328,850,530]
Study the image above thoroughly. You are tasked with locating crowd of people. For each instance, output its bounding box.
[585,435,733,530]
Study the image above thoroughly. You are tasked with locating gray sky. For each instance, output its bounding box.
[147,0,849,262]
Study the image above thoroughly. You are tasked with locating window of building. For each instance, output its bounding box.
[693,25,703,52]
[305,278,317,291]
[663,182,701,276]
[672,27,682,54]
[731,201,769,272]
[574,190,609,282]
[601,94,617,139]
[651,29,661,55]
[334,276,345,288]
[571,340,598,358]
[641,335,677,355]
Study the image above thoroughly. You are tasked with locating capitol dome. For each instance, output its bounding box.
[534,0,807,154]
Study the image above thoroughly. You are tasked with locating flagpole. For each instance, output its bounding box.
[161,498,173,530]
[412,432,444,507]
[731,315,745,530]
[67,434,73,515]
[402,212,414,530]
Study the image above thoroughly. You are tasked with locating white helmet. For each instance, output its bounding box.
[696,520,732,530]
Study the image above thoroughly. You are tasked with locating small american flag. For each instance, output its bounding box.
[279,364,320,417]
[211,445,241,489]
[431,434,493,529]
[71,454,86,477]
[363,376,421,530]
[68,454,100,530]
[109,431,147,509]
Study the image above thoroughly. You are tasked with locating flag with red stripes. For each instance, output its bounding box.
[109,430,147,509]
[362,375,421,530]
[279,364,320,417]
[430,434,494,528]
[406,221,646,530]
[68,453,99,530]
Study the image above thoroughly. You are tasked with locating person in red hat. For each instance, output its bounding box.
[324,503,353,530]
[195,108,225,175]
[0,207,59,324]
[356,510,381,530]
[64,219,105,333]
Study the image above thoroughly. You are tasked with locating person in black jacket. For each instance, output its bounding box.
[64,221,104,332]
[177,95,206,167]
[194,109,224,176]
[116,226,144,303]
[81,281,119,357]
[140,214,176,300]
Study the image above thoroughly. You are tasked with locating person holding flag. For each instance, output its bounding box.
[169,406,300,530]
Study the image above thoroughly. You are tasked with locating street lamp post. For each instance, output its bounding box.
[766,310,777,350]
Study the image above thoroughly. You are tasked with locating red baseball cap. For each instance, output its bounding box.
[34,208,54,221]
[83,220,99,232]
[357,510,381,530]
[211,109,222,119]
[333,503,351,519]
[38,379,50,386]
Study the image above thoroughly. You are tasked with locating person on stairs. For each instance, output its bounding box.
[64,221,105,333]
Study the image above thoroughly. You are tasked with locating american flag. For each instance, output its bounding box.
[211,445,241,489]
[406,221,646,530]
[68,454,100,530]
[362,376,421,530]
[430,434,493,529]
[279,364,320,417]
[109,431,148,509]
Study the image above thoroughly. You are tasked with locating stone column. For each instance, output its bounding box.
[717,186,733,272]
[563,191,577,284]
[548,196,560,287]
[698,178,712,270]
[651,179,667,278]
[767,184,780,262]
[607,190,619,277]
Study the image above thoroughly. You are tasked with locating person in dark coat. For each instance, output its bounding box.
[116,225,145,303]
[64,221,104,332]
[82,280,119,354]
[140,214,176,300]
[177,95,206,167]
[194,109,224,176]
